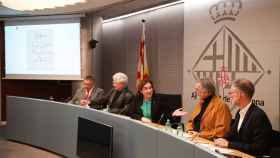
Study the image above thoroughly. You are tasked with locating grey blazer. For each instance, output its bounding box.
[69,87,104,109]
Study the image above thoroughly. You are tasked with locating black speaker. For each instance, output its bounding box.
[89,39,99,49]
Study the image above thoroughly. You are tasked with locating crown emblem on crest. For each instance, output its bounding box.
[209,0,242,24]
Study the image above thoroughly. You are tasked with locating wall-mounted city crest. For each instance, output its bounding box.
[192,0,264,101]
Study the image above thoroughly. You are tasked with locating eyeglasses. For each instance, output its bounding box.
[228,88,240,95]
[194,88,208,94]
[83,81,93,85]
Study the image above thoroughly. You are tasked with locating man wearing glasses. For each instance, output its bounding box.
[214,79,272,156]
[69,75,104,109]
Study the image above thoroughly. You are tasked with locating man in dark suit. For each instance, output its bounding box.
[97,72,134,115]
[69,75,104,109]
[214,79,272,156]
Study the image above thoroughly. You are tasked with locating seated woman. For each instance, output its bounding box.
[129,80,164,124]
[181,79,232,140]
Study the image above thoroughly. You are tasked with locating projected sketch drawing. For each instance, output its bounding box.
[27,29,54,70]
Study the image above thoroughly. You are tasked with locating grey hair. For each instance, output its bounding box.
[232,79,255,99]
[197,78,216,96]
[113,72,128,85]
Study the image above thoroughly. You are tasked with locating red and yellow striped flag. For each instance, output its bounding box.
[136,20,150,90]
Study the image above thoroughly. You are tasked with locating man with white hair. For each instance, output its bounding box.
[98,72,134,115]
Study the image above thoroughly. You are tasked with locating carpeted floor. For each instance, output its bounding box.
[0,126,62,158]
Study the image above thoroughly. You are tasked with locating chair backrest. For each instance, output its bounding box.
[271,130,280,147]
[269,130,280,157]
[156,93,182,126]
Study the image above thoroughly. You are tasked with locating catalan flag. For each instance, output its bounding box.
[136,19,150,89]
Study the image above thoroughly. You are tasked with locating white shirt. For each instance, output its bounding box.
[237,101,252,132]
[83,88,93,107]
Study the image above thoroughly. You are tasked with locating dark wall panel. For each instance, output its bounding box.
[102,3,184,94]
[1,80,72,120]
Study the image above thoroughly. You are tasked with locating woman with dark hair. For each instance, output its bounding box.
[128,80,164,123]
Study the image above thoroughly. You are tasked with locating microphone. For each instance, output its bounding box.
[158,113,165,124]
[177,122,185,132]
[191,91,197,100]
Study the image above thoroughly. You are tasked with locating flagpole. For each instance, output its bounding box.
[141,19,145,80]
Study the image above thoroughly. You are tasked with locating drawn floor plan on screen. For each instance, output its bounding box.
[27,29,54,71]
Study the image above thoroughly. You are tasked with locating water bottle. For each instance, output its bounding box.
[103,104,110,112]
[176,124,184,136]
[165,119,172,132]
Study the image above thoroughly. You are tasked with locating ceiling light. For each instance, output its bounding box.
[103,0,184,23]
[0,0,86,11]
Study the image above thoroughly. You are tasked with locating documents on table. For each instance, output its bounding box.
[198,143,233,154]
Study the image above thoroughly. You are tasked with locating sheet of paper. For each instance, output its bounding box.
[183,132,193,138]
[198,143,233,154]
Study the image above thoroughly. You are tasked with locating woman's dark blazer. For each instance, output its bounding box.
[128,93,164,124]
